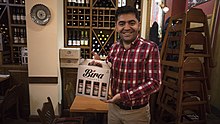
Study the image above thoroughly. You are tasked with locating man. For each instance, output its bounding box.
[92,6,161,124]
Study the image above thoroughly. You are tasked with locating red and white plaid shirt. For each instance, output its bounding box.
[106,36,162,107]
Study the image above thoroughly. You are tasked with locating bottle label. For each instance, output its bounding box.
[73,40,77,46]
[20,38,25,43]
[101,84,107,97]
[84,40,88,45]
[80,40,84,45]
[68,40,72,45]
[85,82,91,94]
[13,15,17,21]
[14,37,19,43]
[21,15,25,21]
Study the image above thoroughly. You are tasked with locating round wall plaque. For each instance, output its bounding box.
[30,4,51,25]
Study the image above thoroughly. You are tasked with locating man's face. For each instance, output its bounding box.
[116,13,140,44]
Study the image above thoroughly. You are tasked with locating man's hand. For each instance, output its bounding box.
[88,60,102,67]
[88,51,103,67]
[92,51,101,60]
[101,93,121,103]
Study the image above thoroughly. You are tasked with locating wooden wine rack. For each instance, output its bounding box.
[64,0,142,59]
[0,0,26,65]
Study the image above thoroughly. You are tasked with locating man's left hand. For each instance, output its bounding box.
[101,93,121,103]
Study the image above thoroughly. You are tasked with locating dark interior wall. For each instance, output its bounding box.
[187,0,215,15]
[165,0,215,22]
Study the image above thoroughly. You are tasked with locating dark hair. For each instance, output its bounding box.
[115,6,140,22]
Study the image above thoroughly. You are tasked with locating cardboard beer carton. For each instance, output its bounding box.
[76,59,111,100]
[59,48,80,68]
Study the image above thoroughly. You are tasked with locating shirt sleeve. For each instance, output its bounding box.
[120,44,162,101]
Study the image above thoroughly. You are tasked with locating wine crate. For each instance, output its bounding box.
[76,59,111,100]
[59,48,80,59]
[59,48,81,68]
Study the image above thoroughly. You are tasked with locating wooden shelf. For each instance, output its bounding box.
[0,0,27,65]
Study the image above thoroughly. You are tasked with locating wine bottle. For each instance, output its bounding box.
[78,0,82,6]
[12,8,17,24]
[21,0,25,4]
[122,0,126,6]
[86,0,89,7]
[24,28,27,43]
[13,28,19,43]
[135,0,140,9]
[68,0,72,6]
[81,0,85,6]
[16,8,21,24]
[73,30,78,46]
[76,30,80,46]
[74,0,79,6]
[72,0,76,6]
[20,8,26,24]
[15,0,19,4]
[68,30,73,46]
[118,0,122,7]
[20,28,25,43]
[80,30,84,46]
[84,31,89,46]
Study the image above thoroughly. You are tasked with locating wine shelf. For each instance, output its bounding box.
[64,0,142,59]
[0,0,27,65]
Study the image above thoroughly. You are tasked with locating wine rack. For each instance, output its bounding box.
[64,0,143,59]
[0,0,27,65]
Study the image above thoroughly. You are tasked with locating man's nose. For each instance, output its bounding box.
[124,23,131,30]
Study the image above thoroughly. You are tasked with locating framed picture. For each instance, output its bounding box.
[188,0,209,9]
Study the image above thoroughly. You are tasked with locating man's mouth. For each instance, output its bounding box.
[122,32,132,37]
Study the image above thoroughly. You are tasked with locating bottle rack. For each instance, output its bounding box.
[64,0,142,59]
[0,0,26,65]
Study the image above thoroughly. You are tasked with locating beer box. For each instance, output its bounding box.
[59,48,80,59]
[76,59,111,100]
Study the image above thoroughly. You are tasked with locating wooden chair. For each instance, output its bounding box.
[37,97,83,124]
[0,84,21,123]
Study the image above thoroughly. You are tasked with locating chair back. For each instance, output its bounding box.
[0,84,21,123]
[37,97,56,124]
[38,97,84,124]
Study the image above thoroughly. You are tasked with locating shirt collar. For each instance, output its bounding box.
[119,35,140,49]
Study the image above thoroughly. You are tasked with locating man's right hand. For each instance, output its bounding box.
[88,60,102,67]
[91,51,101,60]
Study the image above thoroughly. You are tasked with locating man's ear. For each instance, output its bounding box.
[138,22,141,31]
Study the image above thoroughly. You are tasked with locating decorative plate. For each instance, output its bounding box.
[30,4,51,25]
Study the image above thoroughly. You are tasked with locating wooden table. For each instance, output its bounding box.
[70,95,108,113]
[0,74,10,83]
[0,74,10,95]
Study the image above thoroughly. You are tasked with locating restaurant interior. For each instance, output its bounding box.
[1,0,220,124]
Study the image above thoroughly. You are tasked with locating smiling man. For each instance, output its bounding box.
[101,6,162,124]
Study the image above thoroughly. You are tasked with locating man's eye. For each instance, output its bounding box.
[118,22,125,26]
[129,21,136,26]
